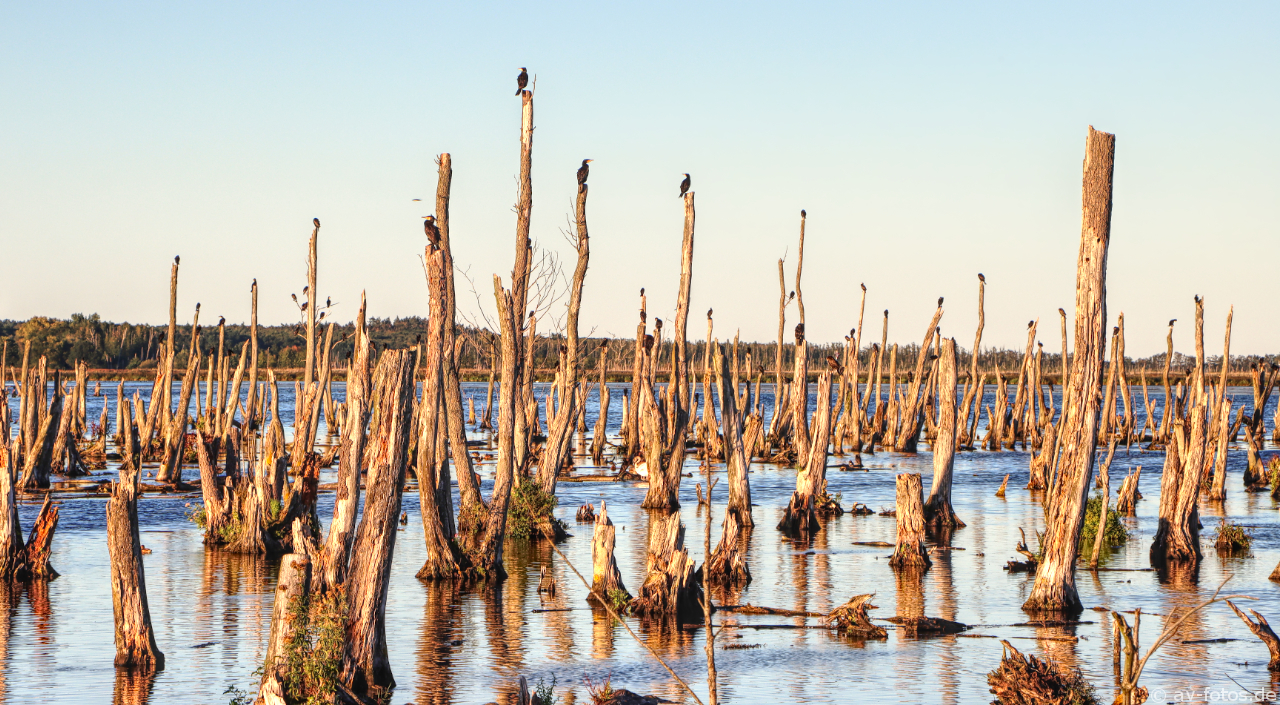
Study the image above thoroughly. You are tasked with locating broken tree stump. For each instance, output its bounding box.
[589,500,629,607]
[706,506,751,587]
[987,639,1095,705]
[826,594,887,639]
[631,510,702,621]
[889,473,931,570]
[262,554,312,689]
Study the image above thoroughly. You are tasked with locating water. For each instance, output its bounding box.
[3,381,1279,704]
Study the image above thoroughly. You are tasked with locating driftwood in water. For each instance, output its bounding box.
[1023,126,1114,616]
[340,349,415,697]
[631,510,702,621]
[1227,601,1280,671]
[986,639,1093,705]
[107,405,164,670]
[887,615,967,635]
[889,473,930,570]
[588,501,629,606]
[924,338,963,529]
[826,594,886,639]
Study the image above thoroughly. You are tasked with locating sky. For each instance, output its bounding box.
[2,1,1276,356]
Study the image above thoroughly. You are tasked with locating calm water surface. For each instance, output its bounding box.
[4,381,1280,704]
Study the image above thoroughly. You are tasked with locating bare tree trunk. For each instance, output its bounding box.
[714,345,754,528]
[588,501,629,604]
[890,473,930,570]
[959,275,985,447]
[107,404,164,670]
[261,554,311,694]
[340,349,415,697]
[591,342,610,465]
[510,89,534,473]
[1022,126,1115,616]
[925,339,963,528]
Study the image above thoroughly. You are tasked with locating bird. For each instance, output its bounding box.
[516,67,528,95]
[313,217,320,228]
[424,215,440,244]
[678,173,690,198]
[978,273,985,282]
[1169,319,1177,327]
[577,159,592,190]
[174,255,180,265]
[326,296,331,308]
[801,209,806,218]
[291,293,298,303]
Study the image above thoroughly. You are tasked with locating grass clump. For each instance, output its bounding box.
[1214,519,1252,552]
[584,675,618,705]
[534,675,557,705]
[1079,494,1128,549]
[282,587,347,704]
[508,478,566,540]
[606,588,631,615]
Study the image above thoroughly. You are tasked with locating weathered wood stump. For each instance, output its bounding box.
[1115,466,1142,514]
[262,554,311,690]
[631,510,702,621]
[825,594,886,639]
[1228,601,1280,671]
[889,473,930,570]
[706,506,751,587]
[588,500,629,606]
[987,640,1095,704]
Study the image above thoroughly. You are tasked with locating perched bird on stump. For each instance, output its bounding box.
[423,215,440,245]
[577,159,592,191]
[516,67,528,95]
[313,217,320,228]
[679,173,690,198]
[174,255,180,265]
[978,272,985,283]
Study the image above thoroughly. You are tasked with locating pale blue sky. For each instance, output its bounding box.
[2,2,1276,354]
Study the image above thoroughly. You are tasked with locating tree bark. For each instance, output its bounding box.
[588,500,629,604]
[107,403,164,670]
[890,473,930,570]
[341,349,416,697]
[924,338,963,528]
[1023,126,1114,615]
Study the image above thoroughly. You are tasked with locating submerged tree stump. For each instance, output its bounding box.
[987,640,1096,705]
[588,501,629,606]
[826,594,887,639]
[706,506,751,587]
[924,338,964,529]
[1115,466,1142,514]
[107,405,164,670]
[631,510,702,621]
[23,493,59,579]
[890,473,931,570]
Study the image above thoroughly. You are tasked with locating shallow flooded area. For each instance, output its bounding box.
[4,381,1279,704]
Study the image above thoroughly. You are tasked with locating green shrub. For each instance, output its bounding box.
[535,675,557,705]
[507,478,563,540]
[283,587,347,704]
[1214,519,1252,552]
[1080,494,1128,549]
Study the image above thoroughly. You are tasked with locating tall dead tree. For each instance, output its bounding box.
[641,192,695,510]
[924,338,963,528]
[891,302,943,452]
[1022,126,1115,616]
[714,345,754,527]
[537,167,591,495]
[890,473,930,570]
[959,274,985,447]
[510,85,535,472]
[108,404,164,670]
[341,349,416,697]
[1150,297,1208,566]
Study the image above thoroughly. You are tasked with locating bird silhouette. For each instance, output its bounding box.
[577,159,592,191]
[516,67,528,95]
[679,173,690,198]
[174,255,180,265]
[424,215,440,244]
[313,218,320,228]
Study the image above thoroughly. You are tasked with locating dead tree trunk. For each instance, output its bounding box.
[340,349,415,697]
[416,237,465,580]
[924,338,964,528]
[1228,602,1280,672]
[1116,466,1142,514]
[892,303,943,452]
[1022,126,1114,616]
[631,510,703,621]
[261,554,311,693]
[1151,297,1208,566]
[959,275,986,447]
[714,345,754,527]
[107,404,164,670]
[318,295,371,590]
[889,473,930,570]
[779,370,836,535]
[537,176,591,495]
[641,192,695,510]
[706,505,751,587]
[590,342,610,465]
[157,312,201,485]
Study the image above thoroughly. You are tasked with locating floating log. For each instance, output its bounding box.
[887,615,968,635]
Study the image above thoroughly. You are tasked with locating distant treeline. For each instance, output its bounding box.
[2,314,1276,379]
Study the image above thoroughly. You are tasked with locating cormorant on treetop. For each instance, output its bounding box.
[678,173,690,198]
[577,159,592,190]
[423,215,440,245]
[313,217,320,228]
[516,68,528,95]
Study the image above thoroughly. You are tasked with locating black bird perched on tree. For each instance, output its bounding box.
[516,67,528,95]
[313,217,320,228]
[423,215,440,245]
[174,255,180,265]
[678,173,690,198]
[978,273,985,282]
[577,159,592,191]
